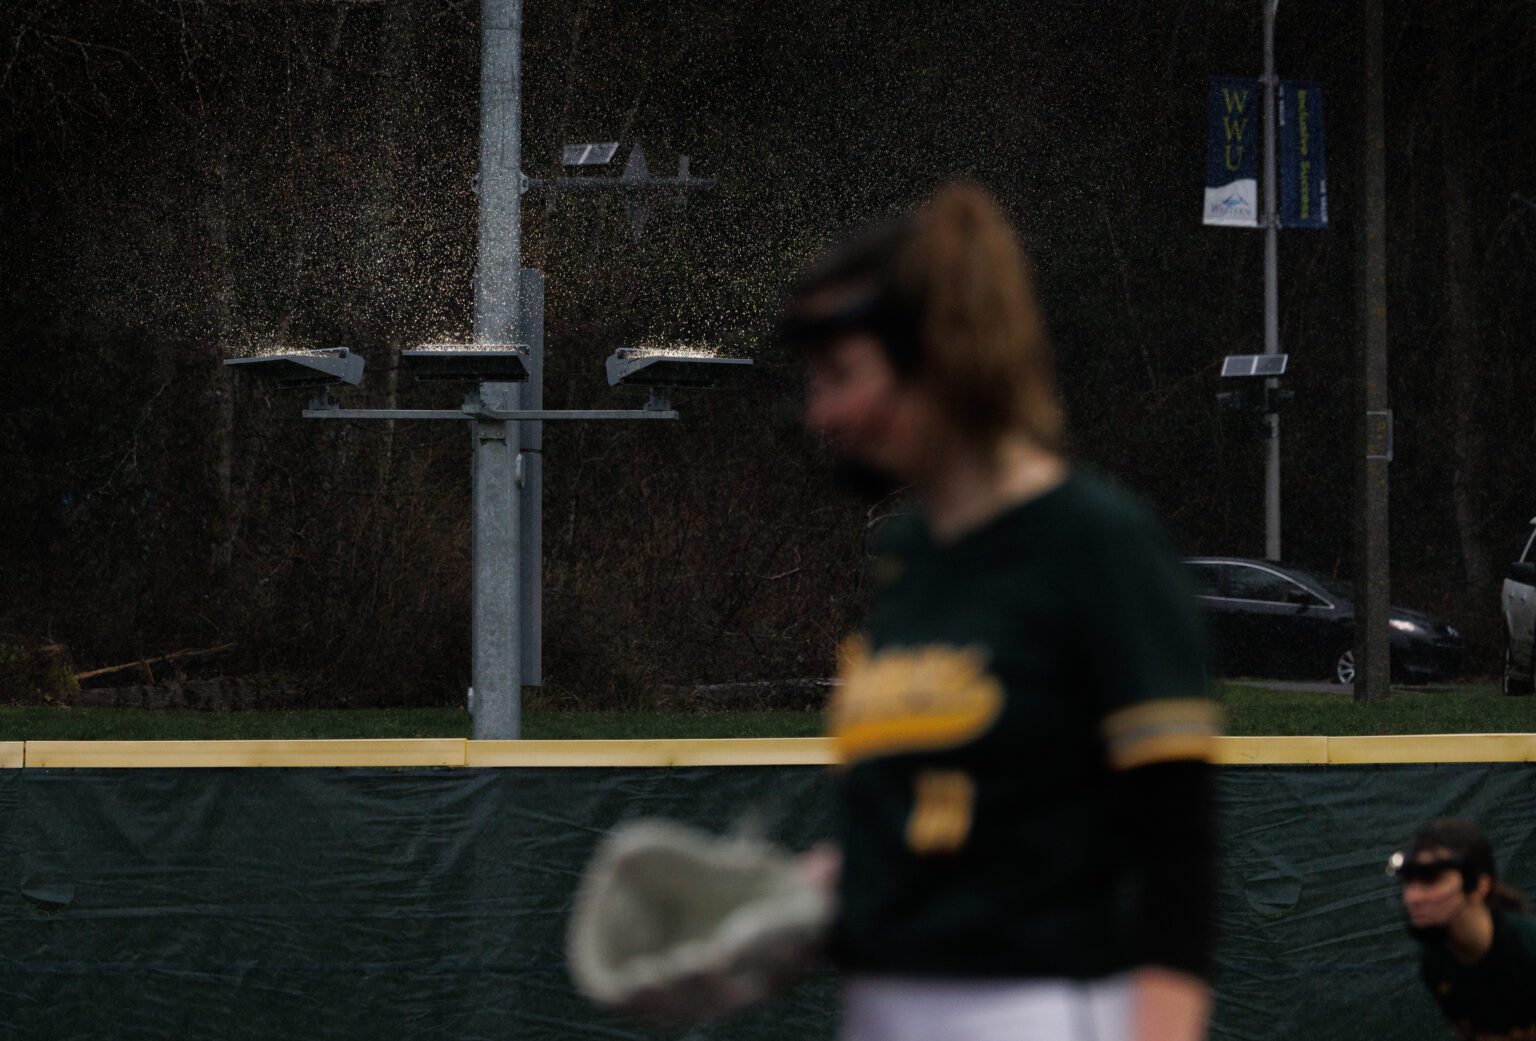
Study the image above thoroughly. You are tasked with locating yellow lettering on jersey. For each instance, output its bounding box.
[831,638,1004,764]
[906,769,976,855]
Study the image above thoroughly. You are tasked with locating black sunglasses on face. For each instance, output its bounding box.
[1387,851,1465,884]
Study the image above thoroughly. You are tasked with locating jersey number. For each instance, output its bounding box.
[906,769,975,854]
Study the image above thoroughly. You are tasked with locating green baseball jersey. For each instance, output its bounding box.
[828,468,1218,979]
[1422,909,1536,1040]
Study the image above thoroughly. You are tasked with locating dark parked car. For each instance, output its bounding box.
[1500,516,1536,696]
[1183,557,1464,684]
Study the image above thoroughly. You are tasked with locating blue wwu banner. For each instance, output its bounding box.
[1204,76,1260,228]
[1280,80,1328,229]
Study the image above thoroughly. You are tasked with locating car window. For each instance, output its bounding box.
[1225,565,1303,604]
[1307,573,1351,603]
[1282,577,1330,607]
[1184,562,1222,597]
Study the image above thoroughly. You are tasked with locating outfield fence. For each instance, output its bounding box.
[2,736,1532,1040]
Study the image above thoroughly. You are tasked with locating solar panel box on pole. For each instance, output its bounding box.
[1220,353,1289,378]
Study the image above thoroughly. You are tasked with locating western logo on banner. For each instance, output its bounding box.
[1279,80,1327,229]
[1204,77,1259,227]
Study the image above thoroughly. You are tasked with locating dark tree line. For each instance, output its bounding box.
[1,0,1534,705]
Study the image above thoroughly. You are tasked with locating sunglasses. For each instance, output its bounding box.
[1386,851,1465,884]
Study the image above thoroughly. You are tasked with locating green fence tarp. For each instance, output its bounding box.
[1,763,1532,1040]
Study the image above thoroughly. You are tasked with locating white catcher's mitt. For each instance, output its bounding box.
[567,819,834,1024]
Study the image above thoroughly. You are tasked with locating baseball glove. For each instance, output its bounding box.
[567,819,834,1025]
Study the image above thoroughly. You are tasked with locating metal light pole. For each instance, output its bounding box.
[518,268,544,697]
[471,0,524,739]
[1262,0,1282,562]
[227,0,739,739]
[1354,0,1391,701]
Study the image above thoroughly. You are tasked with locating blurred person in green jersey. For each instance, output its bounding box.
[781,181,1219,1041]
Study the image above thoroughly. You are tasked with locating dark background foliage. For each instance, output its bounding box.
[2,0,1533,704]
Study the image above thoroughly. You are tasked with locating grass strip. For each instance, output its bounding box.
[2,682,1530,741]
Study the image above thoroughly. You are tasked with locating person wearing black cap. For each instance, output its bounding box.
[1390,818,1536,1040]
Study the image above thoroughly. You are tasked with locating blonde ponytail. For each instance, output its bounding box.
[898,182,1064,455]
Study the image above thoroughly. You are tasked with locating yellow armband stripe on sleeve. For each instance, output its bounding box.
[1101,698,1224,770]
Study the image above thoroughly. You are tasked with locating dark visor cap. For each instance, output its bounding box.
[777,295,887,351]
[1387,852,1467,885]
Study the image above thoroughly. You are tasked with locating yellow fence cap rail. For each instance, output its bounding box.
[10,734,1536,768]
[1212,736,1329,765]
[24,739,467,769]
[466,737,835,768]
[1325,734,1536,764]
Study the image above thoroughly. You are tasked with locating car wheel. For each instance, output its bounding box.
[1333,648,1356,685]
[1504,646,1533,697]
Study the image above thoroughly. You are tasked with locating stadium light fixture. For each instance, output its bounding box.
[605,346,753,412]
[223,348,365,389]
[604,347,752,389]
[401,343,530,383]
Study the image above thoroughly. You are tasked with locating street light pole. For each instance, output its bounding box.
[1262,0,1282,563]
[471,0,524,739]
[1354,0,1391,701]
[229,1,733,740]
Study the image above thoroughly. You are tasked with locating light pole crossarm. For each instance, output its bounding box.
[302,408,473,420]
[476,407,679,421]
[301,407,679,421]
[525,176,718,191]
